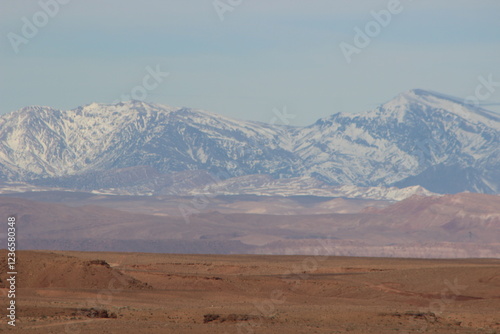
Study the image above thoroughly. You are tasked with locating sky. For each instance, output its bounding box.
[1,0,500,126]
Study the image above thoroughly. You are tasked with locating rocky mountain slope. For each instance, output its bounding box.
[1,89,499,194]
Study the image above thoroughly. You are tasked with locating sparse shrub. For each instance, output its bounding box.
[203,313,220,323]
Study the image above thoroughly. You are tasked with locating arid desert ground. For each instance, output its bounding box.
[1,250,499,333]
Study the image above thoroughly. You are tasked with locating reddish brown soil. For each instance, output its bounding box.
[0,250,499,333]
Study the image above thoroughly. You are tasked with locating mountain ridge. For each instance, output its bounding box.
[1,89,499,194]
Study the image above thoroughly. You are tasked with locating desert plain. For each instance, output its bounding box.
[0,250,499,333]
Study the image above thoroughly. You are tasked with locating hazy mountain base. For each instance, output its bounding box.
[1,191,499,258]
[18,238,500,259]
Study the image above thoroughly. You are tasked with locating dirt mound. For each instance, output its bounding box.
[0,250,149,290]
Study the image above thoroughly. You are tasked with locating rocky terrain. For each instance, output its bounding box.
[1,89,499,194]
[1,250,499,333]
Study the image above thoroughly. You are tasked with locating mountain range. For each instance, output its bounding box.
[1,89,499,195]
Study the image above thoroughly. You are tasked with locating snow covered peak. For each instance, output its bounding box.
[1,89,499,194]
[386,89,500,126]
[396,88,472,104]
[11,106,61,118]
[18,105,57,112]
[383,88,460,110]
[400,88,461,101]
[79,100,177,115]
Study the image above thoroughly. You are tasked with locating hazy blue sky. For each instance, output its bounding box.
[1,0,499,125]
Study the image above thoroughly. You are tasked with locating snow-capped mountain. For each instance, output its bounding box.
[1,89,499,194]
[294,89,500,193]
[0,100,297,180]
